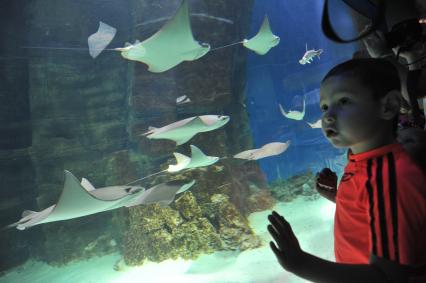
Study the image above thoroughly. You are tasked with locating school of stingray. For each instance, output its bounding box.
[8,0,324,231]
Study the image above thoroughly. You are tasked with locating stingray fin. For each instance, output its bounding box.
[278,103,288,117]
[172,117,206,145]
[81,178,96,191]
[187,116,207,126]
[174,152,191,166]
[167,152,191,172]
[22,210,37,218]
[175,135,196,146]
[176,180,196,194]
[190,144,207,159]
[124,42,132,47]
[187,144,219,167]
[48,171,117,221]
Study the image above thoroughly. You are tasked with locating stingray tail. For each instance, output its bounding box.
[2,222,19,231]
[22,46,89,51]
[22,46,118,52]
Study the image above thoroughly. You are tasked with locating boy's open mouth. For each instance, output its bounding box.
[325,128,338,137]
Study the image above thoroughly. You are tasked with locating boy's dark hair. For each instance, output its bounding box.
[322,58,401,99]
[322,58,401,133]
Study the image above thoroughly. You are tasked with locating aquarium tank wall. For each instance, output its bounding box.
[0,0,361,282]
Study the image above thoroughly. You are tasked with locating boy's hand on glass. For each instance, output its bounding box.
[315,168,337,203]
[268,211,307,274]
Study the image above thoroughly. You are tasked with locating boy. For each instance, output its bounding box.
[267,58,426,283]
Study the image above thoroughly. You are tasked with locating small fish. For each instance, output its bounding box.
[299,43,323,65]
[306,119,322,129]
[176,95,191,105]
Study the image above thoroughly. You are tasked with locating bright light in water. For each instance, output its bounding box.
[319,200,336,221]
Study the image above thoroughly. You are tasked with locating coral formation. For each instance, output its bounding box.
[123,192,220,265]
[245,189,276,212]
[269,171,320,202]
[204,194,261,251]
[122,189,262,265]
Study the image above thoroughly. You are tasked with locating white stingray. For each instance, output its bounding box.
[233,141,291,160]
[88,21,117,59]
[126,180,196,207]
[114,0,210,72]
[243,15,280,55]
[278,98,306,121]
[306,119,322,128]
[167,145,219,172]
[143,115,230,146]
[7,171,145,230]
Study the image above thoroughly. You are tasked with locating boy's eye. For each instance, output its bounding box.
[320,104,328,112]
[339,97,350,105]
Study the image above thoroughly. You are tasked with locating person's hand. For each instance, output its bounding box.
[361,24,392,58]
[316,168,337,203]
[268,211,307,274]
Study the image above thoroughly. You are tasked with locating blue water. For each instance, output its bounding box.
[245,0,358,181]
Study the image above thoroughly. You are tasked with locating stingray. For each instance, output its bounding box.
[307,119,322,128]
[142,115,230,146]
[114,0,210,72]
[7,171,145,230]
[242,15,280,55]
[88,21,117,59]
[279,98,306,121]
[167,145,219,172]
[127,180,196,207]
[124,145,219,186]
[233,141,291,160]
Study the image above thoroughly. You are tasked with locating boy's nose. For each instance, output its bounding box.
[323,114,335,124]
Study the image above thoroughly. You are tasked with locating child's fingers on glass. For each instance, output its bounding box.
[267,224,289,251]
[268,214,294,244]
[269,241,282,255]
[268,213,286,233]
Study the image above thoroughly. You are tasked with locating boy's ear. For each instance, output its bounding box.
[380,90,401,120]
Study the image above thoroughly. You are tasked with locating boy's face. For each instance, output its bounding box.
[319,75,383,153]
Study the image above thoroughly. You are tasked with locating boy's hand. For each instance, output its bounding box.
[268,211,307,274]
[316,168,337,203]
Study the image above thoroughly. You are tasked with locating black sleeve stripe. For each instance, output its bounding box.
[387,152,399,263]
[366,158,377,255]
[376,156,390,259]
